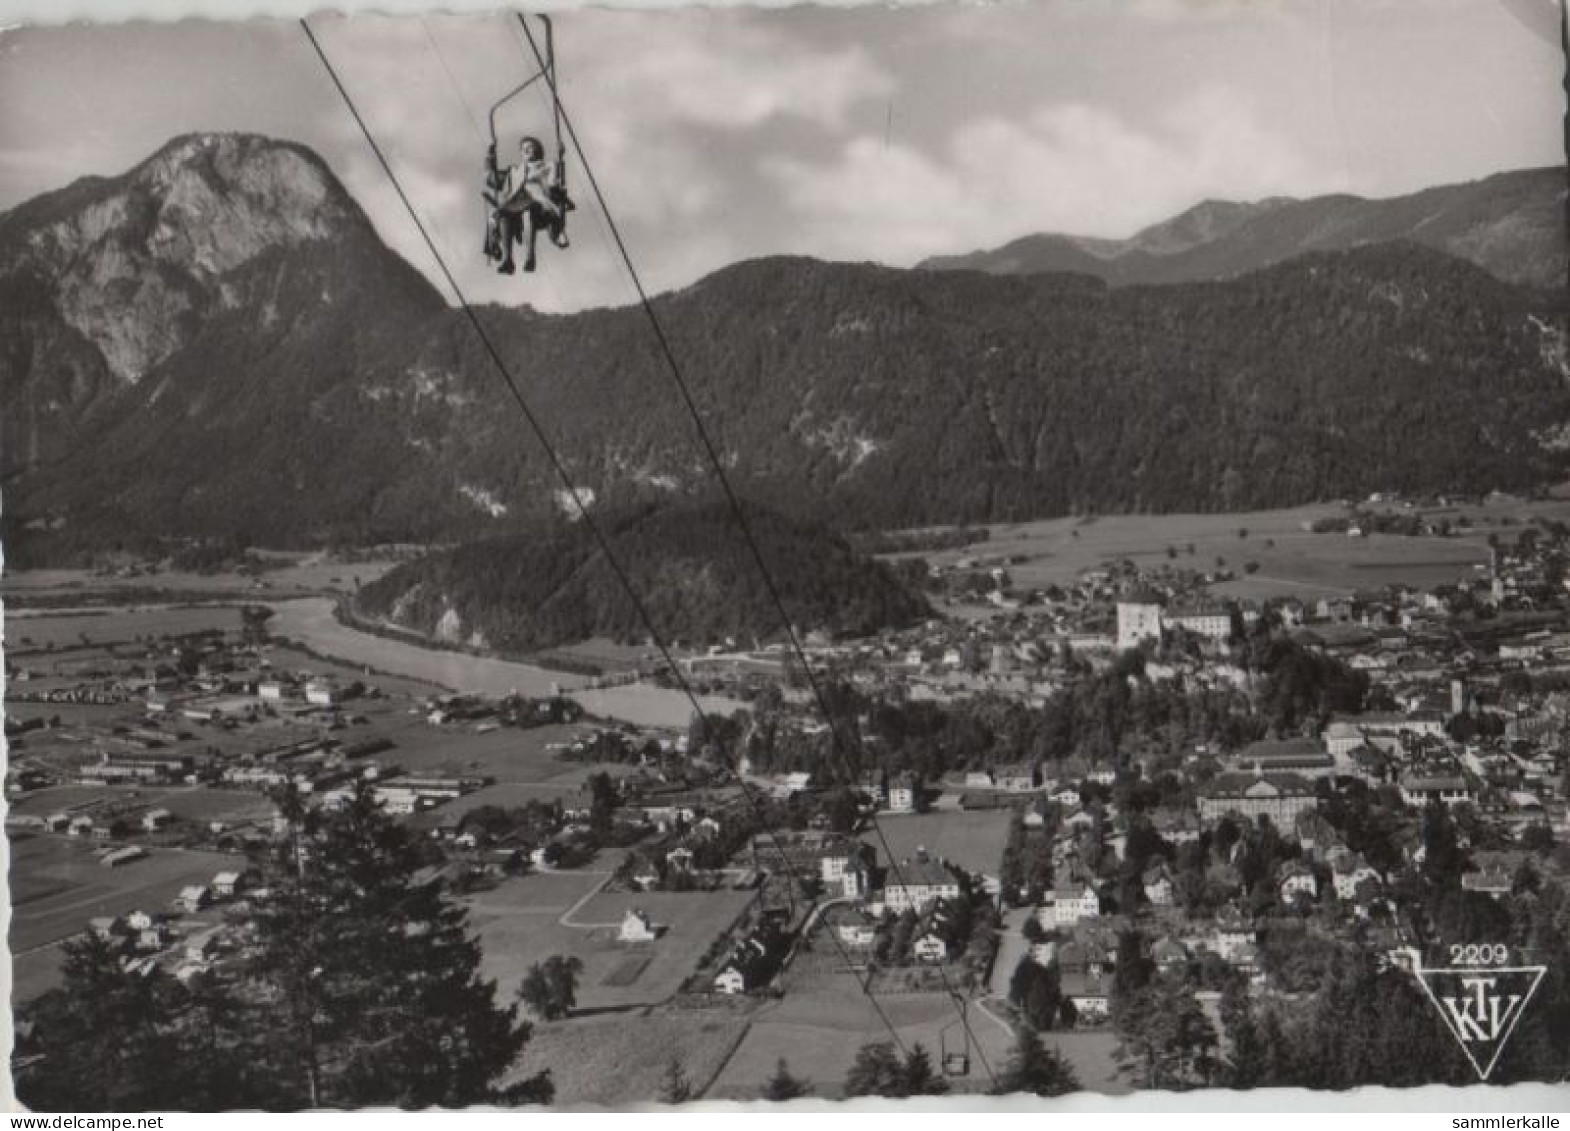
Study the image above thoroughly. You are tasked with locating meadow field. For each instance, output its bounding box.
[381,723,592,782]
[707,961,1014,1099]
[512,1010,752,1106]
[530,637,654,675]
[7,833,239,956]
[872,810,1013,877]
[886,499,1570,599]
[1,555,401,601]
[6,605,247,651]
[710,960,1123,1099]
[463,872,755,1011]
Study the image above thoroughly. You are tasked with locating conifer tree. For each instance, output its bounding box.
[661,1057,694,1104]
[238,783,551,1108]
[760,1058,813,1101]
[990,1026,1080,1097]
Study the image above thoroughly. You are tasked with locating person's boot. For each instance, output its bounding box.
[524,255,536,273]
[499,258,516,275]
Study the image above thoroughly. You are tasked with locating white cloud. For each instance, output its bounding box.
[565,10,894,135]
[762,87,1334,265]
[299,9,896,311]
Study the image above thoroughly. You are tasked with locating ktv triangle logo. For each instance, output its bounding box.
[1414,964,1547,1081]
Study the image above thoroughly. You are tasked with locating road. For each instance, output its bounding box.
[557,873,616,928]
[989,906,1034,997]
[973,994,1017,1039]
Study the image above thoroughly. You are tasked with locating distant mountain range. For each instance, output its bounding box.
[3,135,1567,564]
[920,167,1566,289]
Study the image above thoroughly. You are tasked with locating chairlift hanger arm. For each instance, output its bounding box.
[488,12,557,148]
[486,70,549,145]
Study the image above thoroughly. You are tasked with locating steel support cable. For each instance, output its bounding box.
[513,11,998,1083]
[298,16,911,1062]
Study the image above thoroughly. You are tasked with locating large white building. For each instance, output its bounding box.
[1166,607,1233,642]
[1116,599,1164,651]
[1399,772,1476,809]
[1198,771,1318,826]
[882,853,961,914]
[1323,712,1446,757]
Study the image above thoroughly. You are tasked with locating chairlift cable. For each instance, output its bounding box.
[514,10,998,1082]
[299,15,911,1060]
[420,19,487,145]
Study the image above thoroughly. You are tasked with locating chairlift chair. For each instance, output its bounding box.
[482,14,574,273]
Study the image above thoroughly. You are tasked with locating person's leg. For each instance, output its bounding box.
[548,190,569,248]
[522,209,538,272]
[497,211,519,273]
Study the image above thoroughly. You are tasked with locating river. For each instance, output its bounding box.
[267,598,742,729]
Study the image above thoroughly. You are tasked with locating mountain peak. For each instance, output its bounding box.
[5,132,374,384]
[1130,197,1289,256]
[919,167,1565,289]
[135,133,339,200]
[121,131,356,265]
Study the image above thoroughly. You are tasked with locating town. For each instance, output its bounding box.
[7,494,1570,1101]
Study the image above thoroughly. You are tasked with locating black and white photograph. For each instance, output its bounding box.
[1,0,1567,1111]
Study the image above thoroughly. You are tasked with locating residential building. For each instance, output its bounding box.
[1060,969,1111,1019]
[1400,772,1476,809]
[1332,854,1381,901]
[882,852,961,914]
[1277,862,1318,904]
[1198,771,1318,826]
[996,764,1037,793]
[913,933,949,964]
[834,908,879,948]
[1230,737,1336,779]
[1049,882,1101,926]
[175,885,209,914]
[1142,864,1174,906]
[619,908,660,942]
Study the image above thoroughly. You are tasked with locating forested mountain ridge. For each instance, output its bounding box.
[920,166,1567,289]
[4,135,1567,563]
[352,498,930,652]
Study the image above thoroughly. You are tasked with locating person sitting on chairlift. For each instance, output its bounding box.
[485,135,570,274]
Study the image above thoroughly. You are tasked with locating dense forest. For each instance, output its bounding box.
[6,136,1568,562]
[352,497,929,654]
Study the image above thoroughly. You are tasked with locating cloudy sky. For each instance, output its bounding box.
[0,0,1562,311]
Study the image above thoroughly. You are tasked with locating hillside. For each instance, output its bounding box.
[0,134,462,556]
[920,167,1567,289]
[352,499,930,653]
[3,136,1568,562]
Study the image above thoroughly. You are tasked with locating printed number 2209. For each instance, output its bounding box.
[1450,943,1509,966]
